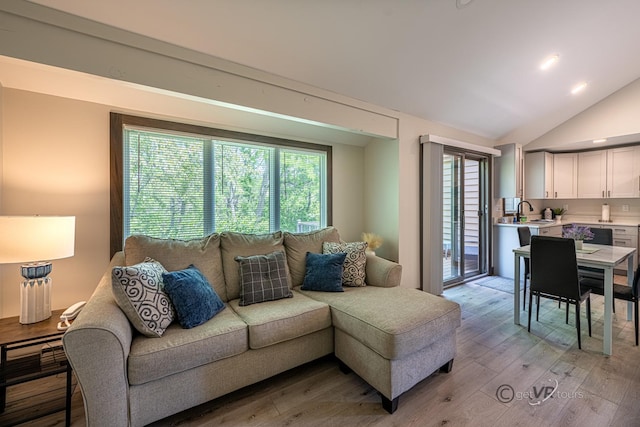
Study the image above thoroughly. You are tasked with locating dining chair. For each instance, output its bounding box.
[517,226,531,310]
[577,228,617,311]
[528,235,592,349]
[578,228,612,280]
[581,266,639,346]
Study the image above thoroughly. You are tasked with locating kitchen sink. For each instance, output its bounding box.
[527,219,556,224]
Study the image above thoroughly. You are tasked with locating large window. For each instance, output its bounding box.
[111,113,331,255]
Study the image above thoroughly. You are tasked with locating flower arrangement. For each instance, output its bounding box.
[361,232,383,250]
[562,224,594,241]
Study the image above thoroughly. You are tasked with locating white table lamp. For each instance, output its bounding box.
[0,216,75,324]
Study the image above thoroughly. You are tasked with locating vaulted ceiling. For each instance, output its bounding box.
[24,0,640,145]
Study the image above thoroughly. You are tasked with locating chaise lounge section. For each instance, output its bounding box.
[63,227,461,426]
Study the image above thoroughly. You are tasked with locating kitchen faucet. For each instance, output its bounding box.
[516,200,533,222]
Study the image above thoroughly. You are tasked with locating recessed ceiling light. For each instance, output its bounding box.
[571,82,588,95]
[593,138,607,144]
[540,54,560,70]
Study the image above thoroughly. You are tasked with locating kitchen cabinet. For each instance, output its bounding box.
[607,146,640,198]
[577,147,640,198]
[577,150,607,198]
[494,223,562,279]
[525,151,553,199]
[552,153,578,198]
[494,224,525,280]
[530,225,562,237]
[495,143,523,198]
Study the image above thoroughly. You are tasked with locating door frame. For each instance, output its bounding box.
[420,135,498,294]
[442,148,490,287]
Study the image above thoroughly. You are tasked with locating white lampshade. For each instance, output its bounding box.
[0,216,75,264]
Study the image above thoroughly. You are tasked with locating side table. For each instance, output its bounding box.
[0,308,72,426]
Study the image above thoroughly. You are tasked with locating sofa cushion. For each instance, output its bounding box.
[228,290,331,349]
[301,252,346,292]
[298,286,461,359]
[127,306,248,385]
[220,231,288,301]
[323,241,368,287]
[124,234,228,302]
[283,227,341,287]
[111,258,175,338]
[162,265,226,329]
[235,250,293,306]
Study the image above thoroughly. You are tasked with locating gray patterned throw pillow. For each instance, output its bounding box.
[235,250,293,306]
[323,241,368,287]
[112,258,175,337]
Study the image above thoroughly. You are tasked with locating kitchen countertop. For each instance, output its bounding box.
[495,216,640,228]
[563,216,640,227]
[494,221,561,229]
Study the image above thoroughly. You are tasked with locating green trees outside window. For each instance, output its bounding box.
[123,128,327,240]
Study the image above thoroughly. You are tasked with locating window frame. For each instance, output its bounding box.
[110,113,333,257]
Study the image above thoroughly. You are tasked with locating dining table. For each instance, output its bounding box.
[513,242,636,355]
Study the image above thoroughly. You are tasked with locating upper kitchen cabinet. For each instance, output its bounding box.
[495,143,523,198]
[607,146,640,198]
[577,150,607,198]
[577,146,640,198]
[552,153,578,198]
[525,151,553,199]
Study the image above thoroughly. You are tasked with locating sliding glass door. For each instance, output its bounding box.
[443,150,489,285]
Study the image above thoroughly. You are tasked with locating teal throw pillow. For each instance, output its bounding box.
[301,252,347,292]
[162,264,225,329]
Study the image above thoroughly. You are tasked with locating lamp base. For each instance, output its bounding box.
[20,277,52,324]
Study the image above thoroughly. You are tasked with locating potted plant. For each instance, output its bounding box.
[552,207,566,221]
[562,224,594,250]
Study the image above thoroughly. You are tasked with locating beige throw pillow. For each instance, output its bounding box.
[283,227,341,287]
[111,258,175,337]
[322,241,368,287]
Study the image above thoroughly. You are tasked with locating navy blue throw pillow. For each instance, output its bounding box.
[162,264,225,329]
[301,252,347,292]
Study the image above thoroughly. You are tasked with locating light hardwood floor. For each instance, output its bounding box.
[20,276,640,427]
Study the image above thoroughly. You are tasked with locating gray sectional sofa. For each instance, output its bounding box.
[63,227,461,426]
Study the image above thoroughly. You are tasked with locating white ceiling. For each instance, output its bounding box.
[23,0,640,144]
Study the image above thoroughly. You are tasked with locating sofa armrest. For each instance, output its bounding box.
[365,253,402,287]
[62,252,133,427]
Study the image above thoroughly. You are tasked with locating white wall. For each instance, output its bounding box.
[0,82,3,212]
[331,143,366,242]
[364,138,399,260]
[0,89,111,316]
[526,78,640,151]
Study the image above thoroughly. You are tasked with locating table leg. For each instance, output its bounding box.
[603,266,613,356]
[514,254,521,325]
